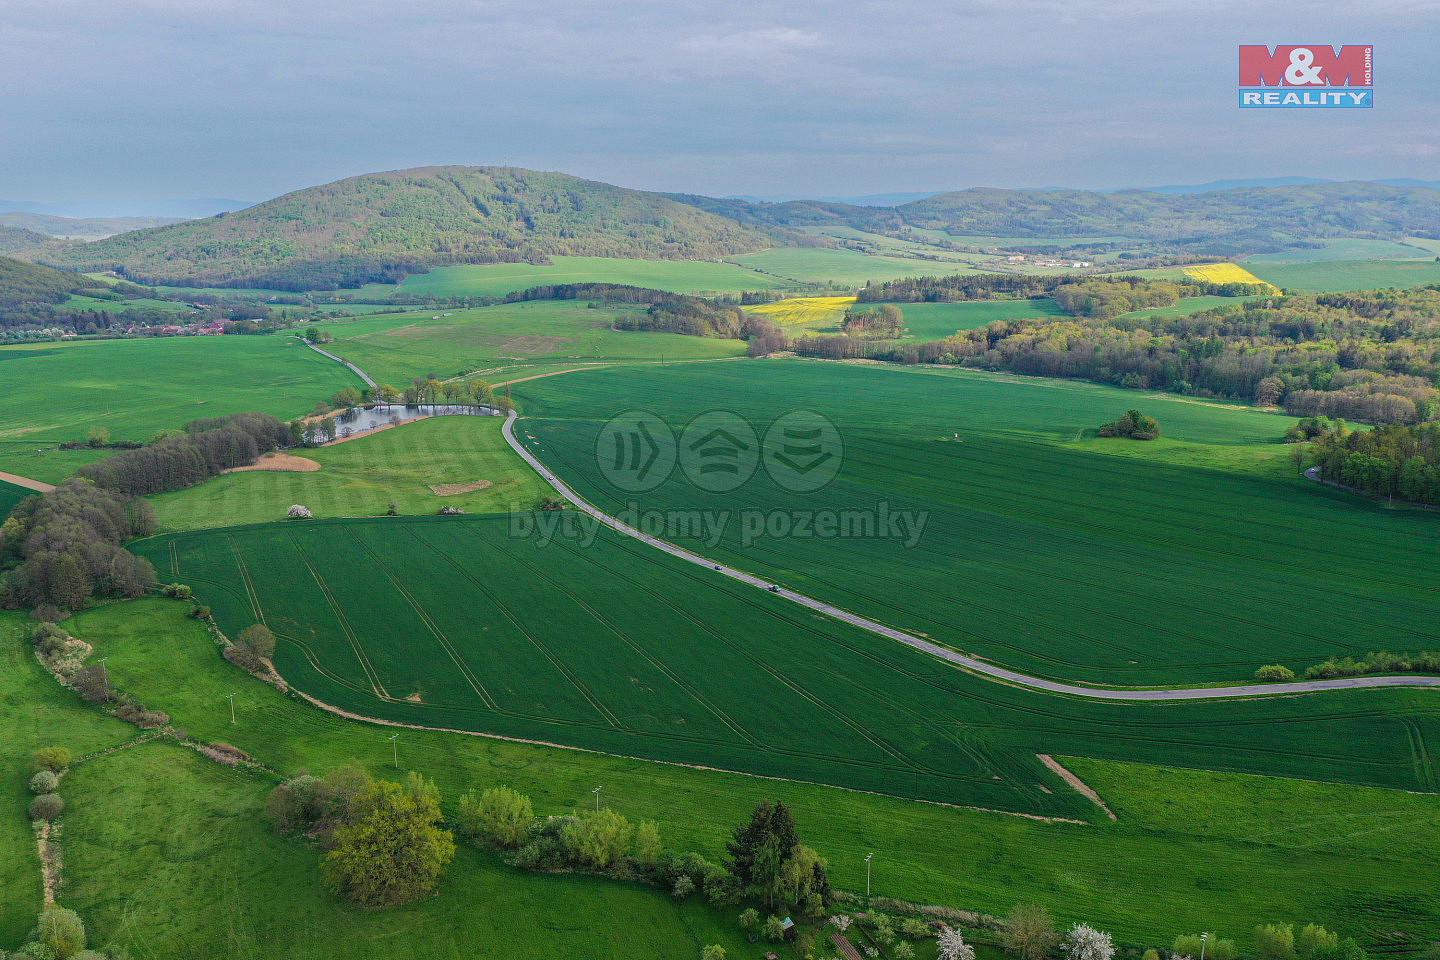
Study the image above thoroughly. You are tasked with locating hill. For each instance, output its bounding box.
[0,225,52,257]
[50,167,773,290]
[0,211,184,239]
[0,255,80,309]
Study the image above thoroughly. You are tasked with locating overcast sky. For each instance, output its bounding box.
[3,0,1437,206]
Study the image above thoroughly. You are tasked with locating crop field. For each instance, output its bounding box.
[12,599,1438,954]
[0,336,359,480]
[341,256,788,300]
[0,479,29,518]
[1246,258,1440,292]
[312,300,745,387]
[510,361,1440,685]
[1243,238,1439,262]
[744,295,855,329]
[727,246,978,286]
[1181,262,1280,291]
[1116,295,1264,321]
[135,514,1440,814]
[148,413,551,531]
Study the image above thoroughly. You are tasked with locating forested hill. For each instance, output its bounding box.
[675,182,1440,256]
[0,256,81,309]
[0,225,53,256]
[48,167,774,290]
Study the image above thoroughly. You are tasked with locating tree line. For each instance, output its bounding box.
[1302,420,1440,504]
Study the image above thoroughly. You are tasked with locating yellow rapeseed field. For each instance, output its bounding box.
[745,296,856,328]
[1182,262,1280,293]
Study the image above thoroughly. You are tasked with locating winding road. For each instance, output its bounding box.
[294,336,376,388]
[502,411,1440,702]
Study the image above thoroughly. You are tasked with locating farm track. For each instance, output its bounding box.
[502,411,1440,703]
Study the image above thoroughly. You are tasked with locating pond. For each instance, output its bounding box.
[332,403,497,439]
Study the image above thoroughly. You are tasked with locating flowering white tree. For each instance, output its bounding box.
[287,504,313,519]
[1065,925,1115,960]
[829,915,852,932]
[939,927,976,960]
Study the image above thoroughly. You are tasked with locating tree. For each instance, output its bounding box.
[1256,925,1297,960]
[940,927,977,960]
[1297,925,1339,960]
[321,775,455,906]
[560,808,633,869]
[458,786,532,847]
[1176,935,1236,960]
[895,943,916,960]
[236,623,275,660]
[762,915,786,942]
[726,800,799,908]
[86,426,110,448]
[1064,924,1114,960]
[29,793,64,821]
[739,907,759,931]
[1004,904,1060,960]
[469,380,493,403]
[30,770,59,793]
[701,947,726,960]
[635,820,662,869]
[33,907,86,959]
[490,395,515,414]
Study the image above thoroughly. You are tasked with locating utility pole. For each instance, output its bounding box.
[388,733,399,769]
[865,853,874,898]
[593,786,602,812]
[226,692,236,724]
[1200,933,1208,960]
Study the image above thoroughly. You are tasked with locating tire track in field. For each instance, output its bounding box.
[286,530,390,701]
[405,526,623,728]
[503,411,1440,703]
[227,534,266,625]
[1404,719,1438,792]
[343,528,500,710]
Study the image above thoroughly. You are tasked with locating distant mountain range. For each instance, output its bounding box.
[0,198,252,219]
[0,212,185,240]
[13,167,1440,290]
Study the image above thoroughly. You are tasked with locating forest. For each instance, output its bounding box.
[1305,421,1440,504]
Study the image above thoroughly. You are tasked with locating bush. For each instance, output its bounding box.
[236,623,275,659]
[1174,935,1236,960]
[739,908,759,930]
[1297,925,1339,960]
[29,605,65,623]
[902,917,930,939]
[1142,950,1160,960]
[1064,924,1114,960]
[438,505,465,516]
[635,819,662,870]
[457,786,533,847]
[32,906,86,959]
[189,605,211,620]
[1255,664,1296,682]
[701,946,726,960]
[30,770,59,794]
[894,944,916,960]
[1004,904,1060,960]
[672,875,695,899]
[29,793,64,821]
[32,747,71,772]
[1256,925,1297,960]
[286,504,313,519]
[762,915,786,942]
[161,583,192,600]
[29,623,65,645]
[114,703,169,728]
[223,644,261,673]
[559,808,632,869]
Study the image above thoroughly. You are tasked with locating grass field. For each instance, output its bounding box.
[342,257,789,300]
[311,300,746,387]
[1243,238,1439,262]
[892,299,1066,339]
[0,336,360,480]
[148,414,551,531]
[21,593,1439,954]
[1117,295,1264,322]
[61,294,192,313]
[744,295,855,330]
[1245,258,1440,292]
[727,247,976,286]
[508,361,1440,685]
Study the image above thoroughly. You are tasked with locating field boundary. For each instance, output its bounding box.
[1037,754,1117,820]
[501,411,1440,703]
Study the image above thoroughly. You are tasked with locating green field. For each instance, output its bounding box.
[0,479,30,518]
[727,247,976,286]
[344,257,788,300]
[0,336,361,480]
[891,299,1066,339]
[18,591,1440,954]
[61,294,193,313]
[149,414,552,531]
[1243,238,1438,262]
[312,300,746,387]
[510,361,1440,685]
[1246,258,1440,292]
[1117,295,1264,322]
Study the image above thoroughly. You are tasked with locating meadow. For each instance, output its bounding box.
[0,336,359,480]
[727,247,976,286]
[148,413,552,531]
[511,361,1440,685]
[343,256,788,300]
[892,299,1066,339]
[311,300,746,388]
[10,593,1438,955]
[1245,258,1440,292]
[1242,237,1438,262]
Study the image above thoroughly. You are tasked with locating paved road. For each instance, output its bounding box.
[503,412,1440,702]
[293,337,376,388]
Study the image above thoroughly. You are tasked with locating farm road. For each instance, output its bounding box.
[0,471,54,493]
[502,411,1440,702]
[294,336,376,388]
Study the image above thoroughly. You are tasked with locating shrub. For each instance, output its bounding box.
[1173,935,1234,960]
[72,664,110,703]
[32,906,86,959]
[30,770,59,794]
[286,504,313,519]
[560,808,632,870]
[30,604,65,623]
[223,644,261,672]
[902,917,930,939]
[634,819,662,870]
[113,703,169,729]
[701,947,726,960]
[1297,925,1339,960]
[29,623,65,645]
[894,944,916,960]
[1255,664,1296,682]
[29,793,64,821]
[189,606,211,620]
[1064,924,1114,960]
[762,915,786,942]
[161,583,192,600]
[438,505,465,516]
[739,908,759,930]
[940,928,977,960]
[1143,950,1160,960]
[672,875,695,899]
[33,747,71,772]
[872,913,895,944]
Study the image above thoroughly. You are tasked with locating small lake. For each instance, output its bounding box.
[333,403,497,439]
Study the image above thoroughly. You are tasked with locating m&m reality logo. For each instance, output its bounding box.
[1239,45,1372,108]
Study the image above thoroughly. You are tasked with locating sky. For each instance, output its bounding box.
[2,0,1438,208]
